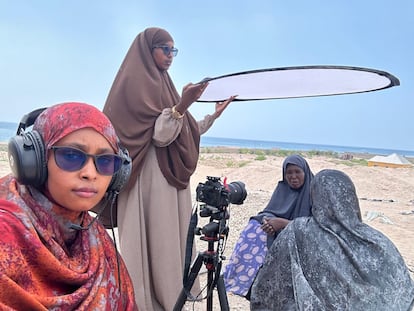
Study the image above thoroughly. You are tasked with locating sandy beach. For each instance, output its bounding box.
[0,145,413,310]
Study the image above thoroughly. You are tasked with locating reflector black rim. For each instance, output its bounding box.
[196,65,400,102]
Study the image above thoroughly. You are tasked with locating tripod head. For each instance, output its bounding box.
[196,203,229,243]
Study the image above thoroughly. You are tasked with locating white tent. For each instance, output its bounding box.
[367,153,413,168]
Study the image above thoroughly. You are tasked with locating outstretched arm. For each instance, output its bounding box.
[197,95,237,134]
[212,95,238,119]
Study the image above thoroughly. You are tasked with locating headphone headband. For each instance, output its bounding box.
[15,107,47,134]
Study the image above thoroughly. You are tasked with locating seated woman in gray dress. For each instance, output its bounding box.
[223,154,313,299]
[251,169,414,310]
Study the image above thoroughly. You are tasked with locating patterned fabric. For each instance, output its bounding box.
[34,101,120,152]
[251,169,414,310]
[0,176,137,310]
[222,219,267,296]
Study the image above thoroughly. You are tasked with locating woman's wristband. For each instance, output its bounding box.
[171,105,184,119]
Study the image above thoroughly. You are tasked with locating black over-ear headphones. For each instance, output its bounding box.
[8,107,132,193]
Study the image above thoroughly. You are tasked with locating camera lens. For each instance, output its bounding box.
[227,181,247,205]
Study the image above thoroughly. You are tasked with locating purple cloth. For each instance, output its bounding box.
[223,219,267,296]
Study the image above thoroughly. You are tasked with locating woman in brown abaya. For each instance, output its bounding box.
[103,27,235,311]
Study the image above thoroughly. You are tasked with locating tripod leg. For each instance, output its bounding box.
[217,274,230,311]
[173,253,204,311]
[207,269,214,311]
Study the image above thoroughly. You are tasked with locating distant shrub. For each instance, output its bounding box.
[255,154,266,161]
[198,147,371,167]
[225,160,251,167]
[349,158,368,166]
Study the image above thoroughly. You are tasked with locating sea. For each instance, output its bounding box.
[1,121,413,157]
[200,136,414,158]
[0,122,18,142]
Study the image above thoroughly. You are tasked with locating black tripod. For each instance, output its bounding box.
[173,211,230,311]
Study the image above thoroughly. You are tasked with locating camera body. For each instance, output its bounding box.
[196,176,247,209]
[196,176,230,207]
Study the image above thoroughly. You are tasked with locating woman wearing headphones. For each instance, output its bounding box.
[0,102,137,310]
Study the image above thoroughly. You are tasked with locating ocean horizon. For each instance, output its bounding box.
[1,121,413,157]
[200,136,414,158]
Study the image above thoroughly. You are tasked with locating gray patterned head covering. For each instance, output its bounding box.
[251,169,414,310]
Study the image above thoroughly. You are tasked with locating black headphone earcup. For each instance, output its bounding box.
[8,130,47,186]
[108,145,131,193]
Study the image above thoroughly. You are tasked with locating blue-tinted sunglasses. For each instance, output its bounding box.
[153,45,178,57]
[50,146,122,176]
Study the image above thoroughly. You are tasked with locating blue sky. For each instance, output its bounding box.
[1,1,413,151]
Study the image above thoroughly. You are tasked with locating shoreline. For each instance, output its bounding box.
[200,136,414,158]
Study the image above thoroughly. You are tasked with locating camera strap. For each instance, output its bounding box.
[182,206,198,288]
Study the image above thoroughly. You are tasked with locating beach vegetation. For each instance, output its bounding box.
[226,160,250,168]
[342,158,368,166]
[239,148,250,154]
[307,150,338,157]
[198,153,251,168]
[255,155,266,161]
[255,154,266,161]
[252,150,266,161]
[198,147,374,167]
[201,147,213,154]
[0,144,8,163]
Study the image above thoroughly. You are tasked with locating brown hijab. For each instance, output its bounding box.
[103,27,200,190]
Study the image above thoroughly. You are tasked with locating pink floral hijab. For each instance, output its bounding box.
[34,101,120,152]
[0,102,137,310]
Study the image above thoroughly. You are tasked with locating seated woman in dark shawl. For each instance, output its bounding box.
[223,154,314,299]
[0,102,137,310]
[251,169,414,310]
